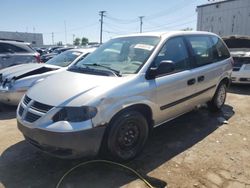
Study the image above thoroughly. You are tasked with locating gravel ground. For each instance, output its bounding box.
[0,85,249,188]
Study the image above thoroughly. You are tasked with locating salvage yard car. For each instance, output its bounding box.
[0,39,40,69]
[17,31,232,161]
[223,36,250,84]
[0,48,95,105]
[40,47,75,62]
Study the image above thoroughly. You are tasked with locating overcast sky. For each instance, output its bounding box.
[0,0,209,45]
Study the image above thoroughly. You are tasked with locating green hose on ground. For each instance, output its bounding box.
[56,159,154,188]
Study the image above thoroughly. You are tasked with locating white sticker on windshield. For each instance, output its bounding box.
[72,52,81,56]
[134,44,154,51]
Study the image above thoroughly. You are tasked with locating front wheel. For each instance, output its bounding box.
[208,83,227,112]
[106,111,149,161]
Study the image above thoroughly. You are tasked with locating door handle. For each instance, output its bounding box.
[198,75,205,82]
[187,78,196,85]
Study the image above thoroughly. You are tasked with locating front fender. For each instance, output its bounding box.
[91,95,158,127]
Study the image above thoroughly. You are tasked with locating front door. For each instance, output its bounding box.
[151,37,199,125]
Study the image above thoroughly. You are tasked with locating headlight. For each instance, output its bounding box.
[52,106,97,122]
[5,79,15,89]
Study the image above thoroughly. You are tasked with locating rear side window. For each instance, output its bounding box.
[211,36,230,61]
[0,43,29,53]
[186,36,215,67]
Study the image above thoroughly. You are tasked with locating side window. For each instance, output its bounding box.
[186,36,214,67]
[211,36,230,61]
[0,43,10,53]
[154,37,189,72]
[2,43,28,53]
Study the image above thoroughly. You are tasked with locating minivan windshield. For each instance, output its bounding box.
[72,36,160,75]
[46,50,82,67]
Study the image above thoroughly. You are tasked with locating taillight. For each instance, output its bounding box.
[35,54,41,63]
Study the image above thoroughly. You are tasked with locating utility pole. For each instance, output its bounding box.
[33,27,36,44]
[73,34,75,44]
[99,11,106,44]
[52,32,54,45]
[139,16,144,33]
[64,20,67,44]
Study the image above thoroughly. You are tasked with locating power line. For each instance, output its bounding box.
[144,19,196,32]
[105,15,138,24]
[104,21,137,33]
[144,14,197,30]
[144,0,197,21]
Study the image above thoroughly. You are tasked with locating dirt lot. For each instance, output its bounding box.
[0,85,250,188]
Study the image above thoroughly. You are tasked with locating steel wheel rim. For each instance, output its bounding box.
[217,85,226,107]
[117,120,140,150]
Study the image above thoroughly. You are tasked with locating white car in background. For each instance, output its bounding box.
[223,36,250,84]
[0,48,96,105]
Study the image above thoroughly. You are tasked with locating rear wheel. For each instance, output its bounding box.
[208,82,227,112]
[106,110,149,161]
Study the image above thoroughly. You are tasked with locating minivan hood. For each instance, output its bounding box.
[0,63,60,82]
[27,71,132,107]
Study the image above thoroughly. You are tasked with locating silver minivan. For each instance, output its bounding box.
[17,31,232,161]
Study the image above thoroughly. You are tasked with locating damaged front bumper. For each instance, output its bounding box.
[17,118,106,158]
[0,87,26,105]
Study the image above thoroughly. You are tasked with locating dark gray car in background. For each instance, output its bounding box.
[0,39,40,70]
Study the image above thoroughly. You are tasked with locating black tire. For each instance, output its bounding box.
[208,82,227,112]
[105,110,149,161]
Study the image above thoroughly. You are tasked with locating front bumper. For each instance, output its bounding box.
[17,120,106,158]
[0,89,25,105]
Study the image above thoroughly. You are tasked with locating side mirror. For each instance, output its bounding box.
[146,60,175,79]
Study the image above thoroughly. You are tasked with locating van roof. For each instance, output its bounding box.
[115,31,218,40]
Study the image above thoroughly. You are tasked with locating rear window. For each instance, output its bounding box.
[223,38,250,49]
[211,36,230,61]
[46,50,82,67]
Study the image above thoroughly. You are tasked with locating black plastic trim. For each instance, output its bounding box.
[160,85,216,110]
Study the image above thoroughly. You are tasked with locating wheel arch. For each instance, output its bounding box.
[99,103,154,158]
[108,103,154,130]
[220,77,230,87]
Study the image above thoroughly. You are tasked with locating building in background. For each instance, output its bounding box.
[197,0,250,36]
[0,31,43,46]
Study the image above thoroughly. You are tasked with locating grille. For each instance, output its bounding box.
[24,112,41,123]
[231,77,236,81]
[21,96,54,123]
[233,67,241,71]
[239,78,250,82]
[19,105,24,116]
[30,101,53,113]
[23,95,32,105]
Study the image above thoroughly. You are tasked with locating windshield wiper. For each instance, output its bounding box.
[68,64,121,77]
[86,63,121,77]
